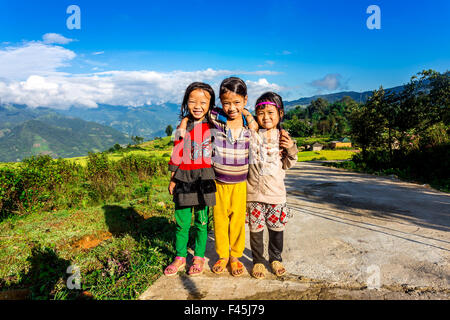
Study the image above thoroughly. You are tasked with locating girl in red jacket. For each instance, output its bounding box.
[164,82,216,277]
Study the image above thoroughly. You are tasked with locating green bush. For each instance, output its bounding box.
[0,155,83,218]
[86,152,118,203]
[0,153,170,219]
[339,143,450,191]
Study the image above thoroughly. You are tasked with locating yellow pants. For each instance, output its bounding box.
[213,181,247,258]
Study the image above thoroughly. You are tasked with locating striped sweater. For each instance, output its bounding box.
[209,107,251,184]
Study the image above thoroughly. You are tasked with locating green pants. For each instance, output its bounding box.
[175,205,209,258]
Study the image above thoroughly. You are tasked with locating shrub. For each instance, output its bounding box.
[0,155,84,218]
[0,152,170,218]
[347,143,450,191]
[86,152,118,203]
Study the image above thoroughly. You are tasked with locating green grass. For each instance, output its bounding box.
[0,173,185,300]
[0,137,173,168]
[0,139,215,299]
[0,137,186,300]
[297,149,359,162]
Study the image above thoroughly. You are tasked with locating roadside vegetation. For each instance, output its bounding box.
[338,70,449,192]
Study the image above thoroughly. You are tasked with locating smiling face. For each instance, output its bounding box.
[255,104,283,130]
[187,89,211,121]
[220,91,248,120]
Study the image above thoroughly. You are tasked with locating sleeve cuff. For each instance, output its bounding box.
[286,142,298,156]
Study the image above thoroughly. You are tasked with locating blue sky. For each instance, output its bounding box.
[0,0,448,108]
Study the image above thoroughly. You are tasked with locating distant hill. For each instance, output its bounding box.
[0,103,61,128]
[284,85,405,109]
[0,106,131,162]
[54,103,181,139]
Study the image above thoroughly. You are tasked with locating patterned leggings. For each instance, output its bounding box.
[246,201,291,264]
[246,202,290,232]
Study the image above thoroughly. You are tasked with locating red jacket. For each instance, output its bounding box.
[168,120,213,172]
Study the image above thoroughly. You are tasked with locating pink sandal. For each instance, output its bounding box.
[164,256,186,277]
[188,256,205,276]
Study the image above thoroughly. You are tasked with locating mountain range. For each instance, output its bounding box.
[284,85,405,108]
[55,103,180,139]
[0,104,131,162]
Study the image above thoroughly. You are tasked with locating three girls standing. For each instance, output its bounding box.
[165,77,297,278]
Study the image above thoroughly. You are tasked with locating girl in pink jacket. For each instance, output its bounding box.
[246,92,298,279]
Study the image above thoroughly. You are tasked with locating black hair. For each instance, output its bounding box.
[254,91,285,129]
[180,82,215,120]
[219,77,247,98]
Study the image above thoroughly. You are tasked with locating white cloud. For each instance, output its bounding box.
[0,38,284,110]
[0,42,76,80]
[42,33,75,45]
[245,78,283,109]
[92,51,104,55]
[309,73,348,91]
[0,69,285,110]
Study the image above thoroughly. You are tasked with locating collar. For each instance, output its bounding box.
[186,116,209,132]
[216,109,248,127]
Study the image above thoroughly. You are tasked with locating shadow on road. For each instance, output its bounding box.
[286,163,450,234]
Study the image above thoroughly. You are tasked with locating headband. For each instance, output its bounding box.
[255,101,281,109]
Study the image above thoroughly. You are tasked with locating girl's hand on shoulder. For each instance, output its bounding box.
[168,180,176,195]
[175,117,189,140]
[243,108,258,131]
[279,129,294,149]
[178,117,189,130]
[242,108,251,118]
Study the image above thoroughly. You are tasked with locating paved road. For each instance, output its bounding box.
[139,162,450,300]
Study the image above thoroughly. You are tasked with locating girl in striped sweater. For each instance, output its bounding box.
[208,77,258,276]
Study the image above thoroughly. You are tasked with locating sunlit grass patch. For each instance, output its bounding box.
[298,149,358,162]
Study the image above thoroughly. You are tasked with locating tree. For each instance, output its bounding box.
[371,86,397,158]
[348,98,385,160]
[412,69,449,128]
[283,116,312,137]
[308,98,329,117]
[385,70,449,151]
[317,119,331,135]
[131,136,144,145]
[165,124,174,137]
